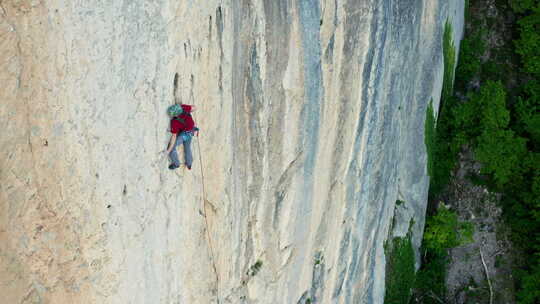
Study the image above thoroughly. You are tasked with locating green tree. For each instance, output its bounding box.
[475,129,528,187]
[450,81,529,188]
[455,30,485,89]
[517,259,540,304]
[452,80,509,142]
[474,81,510,131]
[514,80,540,148]
[515,5,540,76]
[510,0,540,13]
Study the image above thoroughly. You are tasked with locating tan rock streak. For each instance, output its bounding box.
[0,1,95,303]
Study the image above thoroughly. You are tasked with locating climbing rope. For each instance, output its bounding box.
[192,110,221,303]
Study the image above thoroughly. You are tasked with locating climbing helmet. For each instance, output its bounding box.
[167,104,184,117]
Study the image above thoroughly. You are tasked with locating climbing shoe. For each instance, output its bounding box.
[169,164,180,170]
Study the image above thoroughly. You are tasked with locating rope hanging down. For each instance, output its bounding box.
[192,110,221,303]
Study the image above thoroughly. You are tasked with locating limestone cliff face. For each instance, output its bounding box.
[0,1,463,303]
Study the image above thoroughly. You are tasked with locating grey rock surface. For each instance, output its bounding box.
[0,0,463,303]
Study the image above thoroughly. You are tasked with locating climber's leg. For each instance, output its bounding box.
[168,135,183,169]
[183,134,193,170]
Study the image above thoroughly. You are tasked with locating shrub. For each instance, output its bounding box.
[425,100,437,179]
[442,20,456,107]
[413,207,474,303]
[426,21,461,198]
[248,260,263,276]
[385,235,416,304]
[423,205,474,254]
[413,206,473,303]
[412,250,447,304]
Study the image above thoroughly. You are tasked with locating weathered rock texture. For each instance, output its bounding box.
[0,0,463,303]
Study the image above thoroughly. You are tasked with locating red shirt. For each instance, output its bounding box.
[181,104,193,113]
[170,113,195,134]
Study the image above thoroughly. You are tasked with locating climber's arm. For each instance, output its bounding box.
[166,133,177,154]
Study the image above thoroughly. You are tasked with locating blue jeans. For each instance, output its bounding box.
[169,132,193,167]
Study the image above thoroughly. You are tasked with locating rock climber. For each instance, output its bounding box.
[166,104,197,170]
